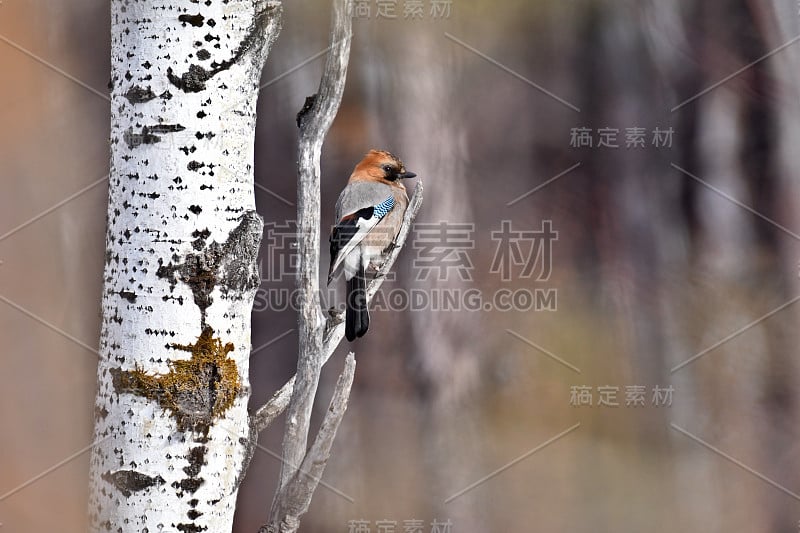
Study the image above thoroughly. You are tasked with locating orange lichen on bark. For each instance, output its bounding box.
[112,326,240,431]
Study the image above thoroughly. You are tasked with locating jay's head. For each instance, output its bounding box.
[352,149,417,185]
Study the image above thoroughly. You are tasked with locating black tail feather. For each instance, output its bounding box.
[357,269,369,336]
[345,262,369,342]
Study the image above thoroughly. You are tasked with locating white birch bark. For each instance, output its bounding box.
[89,2,281,532]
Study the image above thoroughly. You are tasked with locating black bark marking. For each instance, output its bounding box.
[178,13,205,27]
[173,477,205,495]
[124,124,186,149]
[173,443,208,506]
[148,125,186,134]
[167,64,210,93]
[183,446,207,477]
[196,49,211,61]
[124,85,157,104]
[296,94,317,128]
[157,248,215,321]
[156,211,263,325]
[101,470,165,497]
[191,228,211,250]
[176,524,207,533]
[167,4,279,93]
[119,290,138,303]
[188,205,203,215]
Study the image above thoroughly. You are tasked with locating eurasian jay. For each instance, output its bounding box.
[328,150,417,341]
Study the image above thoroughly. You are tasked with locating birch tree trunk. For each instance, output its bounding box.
[89,2,281,531]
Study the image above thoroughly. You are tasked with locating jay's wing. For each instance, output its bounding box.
[328,194,395,283]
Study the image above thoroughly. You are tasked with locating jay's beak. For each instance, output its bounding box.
[399,171,417,179]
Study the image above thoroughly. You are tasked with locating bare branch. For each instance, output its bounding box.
[262,0,354,531]
[255,1,423,529]
[277,0,352,490]
[252,375,296,432]
[261,353,356,533]
[251,182,424,434]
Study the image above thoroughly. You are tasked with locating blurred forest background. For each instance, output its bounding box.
[2,0,800,531]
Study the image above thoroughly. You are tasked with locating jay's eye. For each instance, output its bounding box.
[382,165,393,173]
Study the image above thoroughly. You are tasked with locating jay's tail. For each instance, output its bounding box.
[345,261,369,342]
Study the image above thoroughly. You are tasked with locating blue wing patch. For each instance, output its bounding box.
[373,196,395,218]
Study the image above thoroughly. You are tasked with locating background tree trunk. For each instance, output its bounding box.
[89,2,281,531]
[391,29,485,530]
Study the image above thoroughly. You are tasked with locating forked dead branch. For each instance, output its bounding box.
[254,0,423,531]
